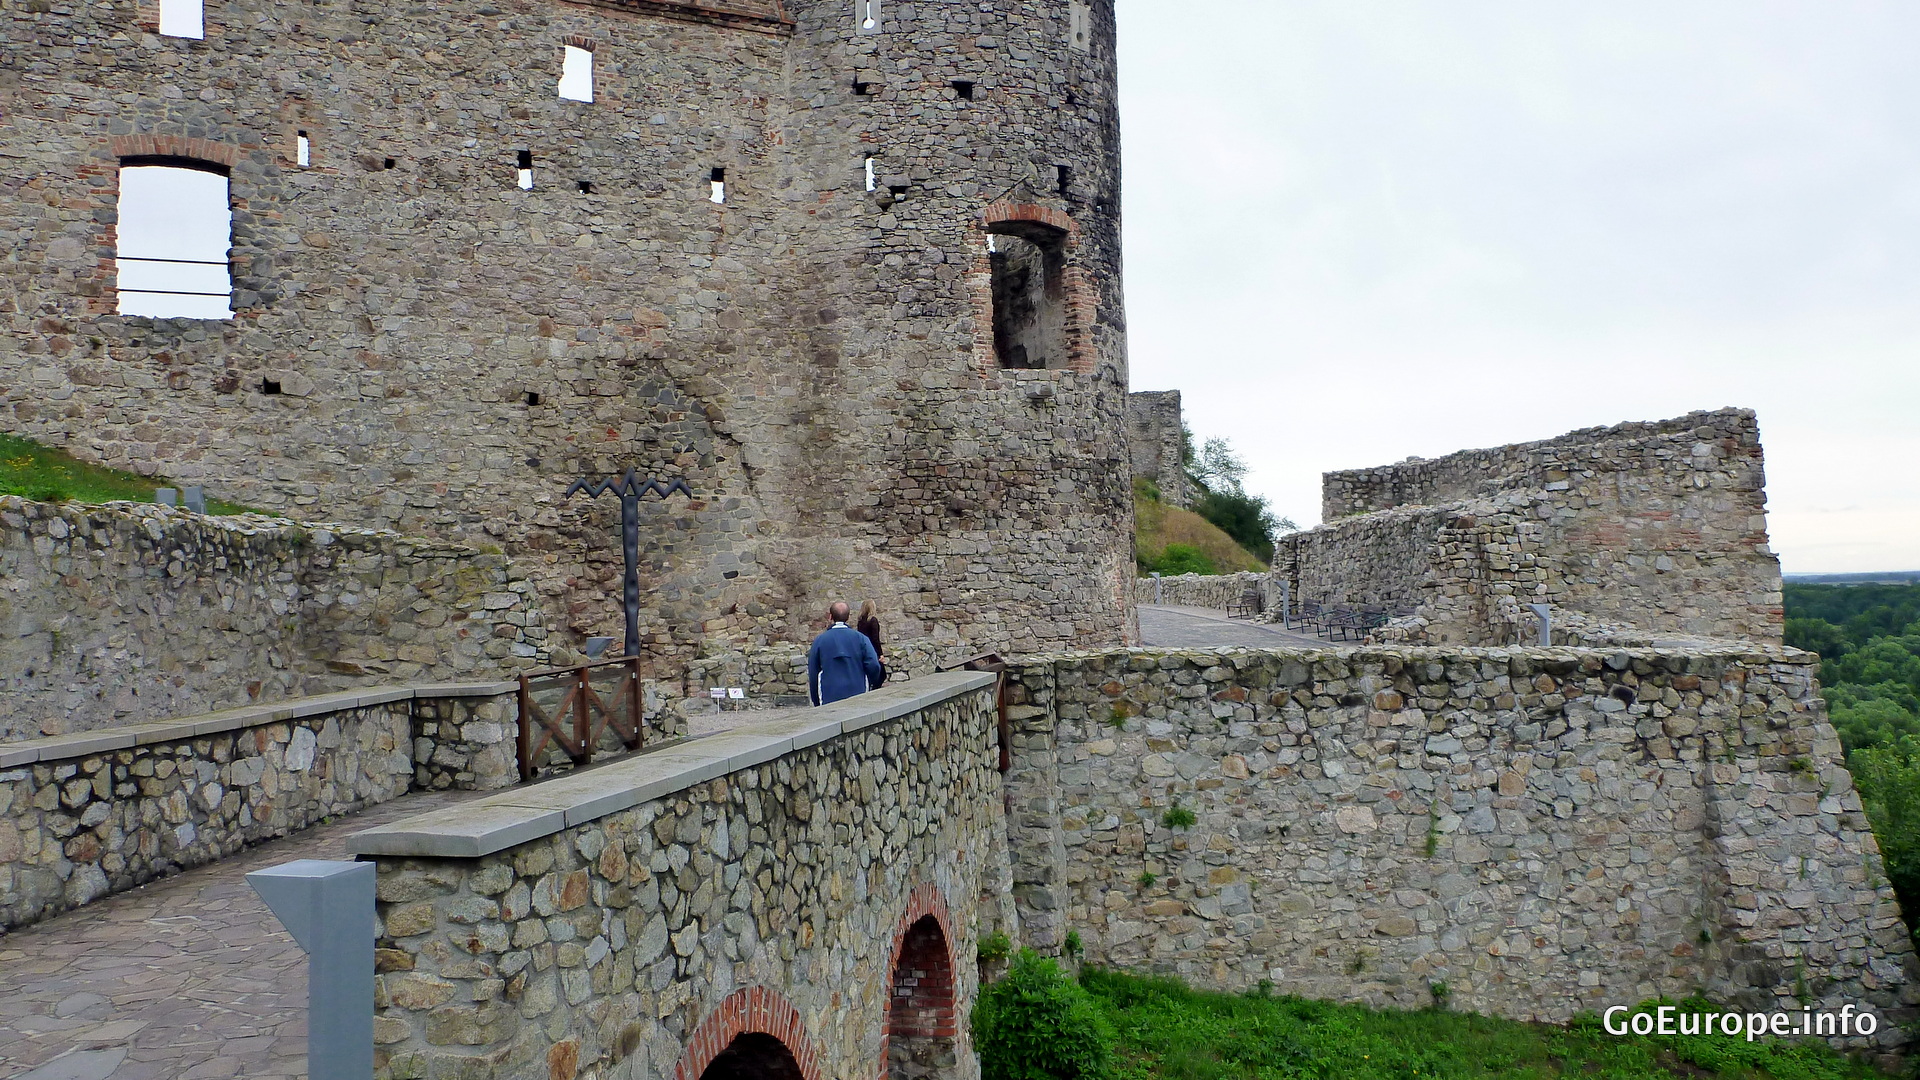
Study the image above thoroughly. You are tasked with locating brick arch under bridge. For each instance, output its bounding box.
[881,883,961,1080]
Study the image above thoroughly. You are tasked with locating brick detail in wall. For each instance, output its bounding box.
[672,986,823,1080]
[559,0,793,35]
[973,201,1095,375]
[109,134,241,169]
[877,881,958,1077]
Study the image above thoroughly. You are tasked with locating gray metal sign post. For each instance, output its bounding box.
[1527,603,1553,647]
[247,859,375,1080]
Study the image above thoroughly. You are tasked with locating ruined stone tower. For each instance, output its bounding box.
[0,0,1134,663]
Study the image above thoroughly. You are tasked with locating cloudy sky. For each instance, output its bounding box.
[1115,1,1920,573]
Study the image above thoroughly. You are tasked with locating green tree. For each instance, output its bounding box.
[1847,737,1920,919]
[1180,433,1296,564]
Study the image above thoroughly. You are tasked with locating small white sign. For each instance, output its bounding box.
[728,688,746,700]
[709,687,726,699]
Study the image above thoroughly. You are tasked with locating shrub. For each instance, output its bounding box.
[973,950,1113,1080]
[1150,543,1216,577]
[977,930,1013,964]
[1064,929,1083,960]
[1160,802,1196,830]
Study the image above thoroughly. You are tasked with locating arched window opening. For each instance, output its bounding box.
[889,915,958,1080]
[699,1034,807,1080]
[987,222,1068,370]
[116,160,232,319]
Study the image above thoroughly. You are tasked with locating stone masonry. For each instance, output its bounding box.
[0,681,539,934]
[1268,409,1783,646]
[2,0,1136,666]
[1000,646,1918,1050]
[1,494,549,741]
[1126,390,1189,507]
[348,673,1006,1080]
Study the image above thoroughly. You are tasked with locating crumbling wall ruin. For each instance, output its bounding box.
[1127,390,1190,508]
[1270,409,1783,645]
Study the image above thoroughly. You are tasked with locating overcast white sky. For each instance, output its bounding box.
[1116,1,1920,573]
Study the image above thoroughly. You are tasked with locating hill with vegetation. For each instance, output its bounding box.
[1134,477,1266,575]
[1785,582,1920,923]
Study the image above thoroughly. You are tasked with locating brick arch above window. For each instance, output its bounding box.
[109,135,240,170]
[973,203,1095,375]
[673,986,824,1080]
[564,34,598,50]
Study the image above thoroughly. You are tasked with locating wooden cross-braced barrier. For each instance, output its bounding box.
[516,656,644,781]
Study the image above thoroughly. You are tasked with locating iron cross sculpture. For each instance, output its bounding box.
[565,468,694,659]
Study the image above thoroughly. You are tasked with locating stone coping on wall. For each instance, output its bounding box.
[346,671,999,860]
[0,680,519,769]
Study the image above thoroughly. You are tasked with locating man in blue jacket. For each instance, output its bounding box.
[807,601,884,706]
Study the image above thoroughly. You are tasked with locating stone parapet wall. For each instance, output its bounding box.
[1000,647,1917,1049]
[349,674,1007,1080]
[1323,409,1762,519]
[0,682,524,933]
[1276,409,1782,646]
[1132,571,1267,612]
[0,496,550,742]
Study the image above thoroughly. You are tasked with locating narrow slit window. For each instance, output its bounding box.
[296,131,311,167]
[559,44,594,103]
[158,0,204,39]
[517,150,534,190]
[857,0,878,31]
[710,167,725,204]
[1056,164,1073,197]
[864,155,876,192]
[116,162,232,319]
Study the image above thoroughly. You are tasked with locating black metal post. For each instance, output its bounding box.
[565,468,693,659]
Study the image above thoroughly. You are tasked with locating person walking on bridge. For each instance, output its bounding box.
[807,601,883,706]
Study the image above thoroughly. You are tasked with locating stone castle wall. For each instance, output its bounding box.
[0,496,548,742]
[1127,390,1190,508]
[1001,646,1918,1049]
[351,675,1006,1080]
[1262,409,1782,645]
[2,0,1135,666]
[1131,571,1266,611]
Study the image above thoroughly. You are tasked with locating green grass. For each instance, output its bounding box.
[1082,969,1880,1080]
[0,433,258,515]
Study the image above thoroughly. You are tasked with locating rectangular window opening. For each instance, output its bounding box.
[296,131,311,167]
[262,379,282,395]
[518,150,535,190]
[560,44,595,103]
[383,157,397,170]
[952,80,975,100]
[158,0,204,39]
[1056,164,1073,198]
[577,179,595,194]
[989,228,1068,370]
[864,155,876,192]
[526,392,542,406]
[710,168,726,204]
[115,162,233,319]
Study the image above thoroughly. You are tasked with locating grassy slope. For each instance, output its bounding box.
[1085,969,1877,1080]
[0,432,257,515]
[1135,484,1266,574]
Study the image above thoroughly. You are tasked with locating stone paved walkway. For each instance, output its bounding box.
[1138,604,1331,649]
[0,788,484,1080]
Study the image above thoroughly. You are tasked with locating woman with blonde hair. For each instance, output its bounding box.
[856,600,886,687]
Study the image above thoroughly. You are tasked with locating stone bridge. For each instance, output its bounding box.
[348,672,1005,1080]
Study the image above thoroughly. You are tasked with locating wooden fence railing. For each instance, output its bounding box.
[516,656,644,781]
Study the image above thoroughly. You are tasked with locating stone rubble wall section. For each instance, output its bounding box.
[1323,408,1762,520]
[0,704,413,932]
[1259,409,1781,645]
[1126,390,1191,509]
[0,496,550,742]
[1001,647,1918,1050]
[1130,572,1267,612]
[364,688,1004,1080]
[4,0,1135,665]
